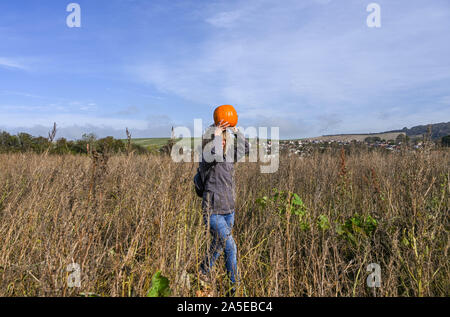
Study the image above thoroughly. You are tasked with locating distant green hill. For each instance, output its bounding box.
[386,122,450,140]
[123,137,201,150]
[126,121,450,149]
[125,138,171,148]
[304,121,450,142]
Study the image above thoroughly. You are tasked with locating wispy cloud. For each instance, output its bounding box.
[0,90,45,99]
[0,57,27,70]
[130,0,450,137]
[1,0,450,139]
[206,10,244,28]
[115,105,140,116]
[0,113,176,140]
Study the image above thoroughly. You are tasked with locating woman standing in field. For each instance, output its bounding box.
[198,119,249,297]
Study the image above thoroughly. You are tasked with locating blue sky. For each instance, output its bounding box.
[1,0,449,139]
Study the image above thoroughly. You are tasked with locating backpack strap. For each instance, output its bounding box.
[199,162,212,185]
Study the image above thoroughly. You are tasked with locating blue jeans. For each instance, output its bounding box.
[200,212,238,285]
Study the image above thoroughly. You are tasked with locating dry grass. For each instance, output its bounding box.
[0,148,448,297]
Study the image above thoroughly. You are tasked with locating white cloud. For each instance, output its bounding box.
[0,112,148,130]
[130,0,450,137]
[0,100,100,114]
[206,10,243,28]
[0,112,178,140]
[0,57,27,70]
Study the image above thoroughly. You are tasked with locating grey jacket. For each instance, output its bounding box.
[200,129,249,215]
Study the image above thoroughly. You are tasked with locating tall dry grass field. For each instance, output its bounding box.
[0,149,448,296]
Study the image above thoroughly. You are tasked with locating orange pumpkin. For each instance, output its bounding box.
[213,105,238,127]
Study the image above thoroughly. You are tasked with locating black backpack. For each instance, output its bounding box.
[193,165,210,198]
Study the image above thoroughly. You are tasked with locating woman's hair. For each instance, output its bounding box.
[201,125,232,156]
[222,129,230,156]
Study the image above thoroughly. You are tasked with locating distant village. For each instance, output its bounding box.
[263,134,437,157]
[167,125,446,158]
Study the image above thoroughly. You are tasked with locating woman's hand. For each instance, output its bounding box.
[215,120,230,136]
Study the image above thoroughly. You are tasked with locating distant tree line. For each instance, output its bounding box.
[364,134,410,145]
[0,131,148,155]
